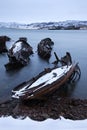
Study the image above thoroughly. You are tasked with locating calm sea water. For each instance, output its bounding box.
[0,28,87,103]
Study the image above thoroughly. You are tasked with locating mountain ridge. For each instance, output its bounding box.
[0,20,87,30]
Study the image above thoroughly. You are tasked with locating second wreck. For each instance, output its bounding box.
[37,38,54,59]
[5,37,33,70]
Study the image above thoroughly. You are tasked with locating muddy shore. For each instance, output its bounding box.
[0,90,87,121]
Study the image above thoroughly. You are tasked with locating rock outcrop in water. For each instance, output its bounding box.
[0,36,10,53]
[37,38,54,59]
[5,37,33,70]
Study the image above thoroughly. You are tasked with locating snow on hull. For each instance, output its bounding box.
[27,65,72,89]
[12,63,77,100]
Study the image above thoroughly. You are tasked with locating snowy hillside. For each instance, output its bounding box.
[0,21,87,30]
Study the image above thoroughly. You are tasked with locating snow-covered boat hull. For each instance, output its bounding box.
[12,62,80,101]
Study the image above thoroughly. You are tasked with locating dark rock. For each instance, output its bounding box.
[37,38,54,59]
[19,37,27,42]
[5,38,33,70]
[4,62,23,71]
[0,36,11,53]
[0,97,87,121]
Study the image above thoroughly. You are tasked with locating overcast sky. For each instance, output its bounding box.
[0,0,87,23]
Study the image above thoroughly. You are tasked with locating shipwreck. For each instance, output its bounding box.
[5,37,33,70]
[37,38,54,59]
[12,52,81,101]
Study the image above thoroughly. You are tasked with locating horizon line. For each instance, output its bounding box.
[0,20,87,24]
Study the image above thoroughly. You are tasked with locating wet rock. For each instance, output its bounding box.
[0,36,10,53]
[0,97,87,121]
[37,38,54,59]
[5,37,33,70]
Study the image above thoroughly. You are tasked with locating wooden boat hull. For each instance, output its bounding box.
[12,62,79,101]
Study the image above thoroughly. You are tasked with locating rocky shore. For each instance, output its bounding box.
[0,90,87,121]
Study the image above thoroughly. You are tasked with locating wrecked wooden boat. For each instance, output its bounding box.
[5,37,33,70]
[37,38,54,59]
[12,62,81,101]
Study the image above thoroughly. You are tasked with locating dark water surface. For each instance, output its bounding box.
[0,28,87,103]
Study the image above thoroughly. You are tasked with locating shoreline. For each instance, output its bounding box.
[0,94,87,121]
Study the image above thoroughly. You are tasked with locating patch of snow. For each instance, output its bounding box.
[29,65,72,89]
[13,42,22,53]
[0,116,87,130]
[0,21,87,29]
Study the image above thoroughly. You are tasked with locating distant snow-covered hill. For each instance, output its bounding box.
[0,21,87,30]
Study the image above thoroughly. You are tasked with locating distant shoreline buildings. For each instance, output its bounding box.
[0,20,87,30]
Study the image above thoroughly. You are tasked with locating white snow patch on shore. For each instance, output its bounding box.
[0,116,87,130]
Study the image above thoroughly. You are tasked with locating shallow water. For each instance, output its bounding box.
[0,28,87,103]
